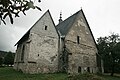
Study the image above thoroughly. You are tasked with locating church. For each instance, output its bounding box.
[14,9,99,74]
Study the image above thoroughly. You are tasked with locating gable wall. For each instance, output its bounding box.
[31,12,58,37]
[65,12,98,74]
[27,11,59,73]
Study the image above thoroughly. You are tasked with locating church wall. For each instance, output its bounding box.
[14,10,99,74]
[26,11,59,73]
[31,11,58,38]
[27,33,59,73]
[13,39,30,73]
[65,12,98,74]
[14,11,59,74]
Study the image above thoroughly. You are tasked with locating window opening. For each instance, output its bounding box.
[38,54,39,56]
[77,36,80,44]
[78,66,81,73]
[21,45,25,61]
[87,67,90,73]
[69,53,72,55]
[45,25,47,30]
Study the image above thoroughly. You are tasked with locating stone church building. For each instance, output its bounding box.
[14,9,99,74]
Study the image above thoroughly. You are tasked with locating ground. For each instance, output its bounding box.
[0,67,120,80]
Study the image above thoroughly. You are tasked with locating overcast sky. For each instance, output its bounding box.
[0,0,120,52]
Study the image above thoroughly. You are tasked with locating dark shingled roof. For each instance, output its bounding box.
[56,10,80,36]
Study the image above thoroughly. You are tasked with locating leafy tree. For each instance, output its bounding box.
[97,36,109,73]
[3,51,15,66]
[97,33,120,76]
[0,56,3,66]
[97,36,109,58]
[0,0,41,24]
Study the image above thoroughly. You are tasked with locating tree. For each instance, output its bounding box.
[97,36,109,58]
[0,56,3,66]
[3,51,15,66]
[97,33,120,76]
[0,0,41,24]
[97,36,109,73]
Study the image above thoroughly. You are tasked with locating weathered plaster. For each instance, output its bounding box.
[65,12,97,74]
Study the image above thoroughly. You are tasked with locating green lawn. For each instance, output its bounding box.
[0,67,120,80]
[100,74,120,80]
[0,67,67,80]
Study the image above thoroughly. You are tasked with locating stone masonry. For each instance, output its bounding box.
[14,9,100,74]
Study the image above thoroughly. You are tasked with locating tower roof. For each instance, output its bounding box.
[58,11,63,23]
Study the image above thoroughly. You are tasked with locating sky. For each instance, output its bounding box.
[0,0,120,52]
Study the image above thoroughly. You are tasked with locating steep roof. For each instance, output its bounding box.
[56,10,80,36]
[15,10,56,46]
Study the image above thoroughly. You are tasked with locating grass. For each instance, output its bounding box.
[0,67,67,80]
[68,73,120,80]
[99,74,120,80]
[0,67,120,80]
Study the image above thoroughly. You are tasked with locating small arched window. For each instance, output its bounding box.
[45,25,47,30]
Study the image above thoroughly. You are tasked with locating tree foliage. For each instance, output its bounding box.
[0,56,3,66]
[0,0,41,24]
[97,33,120,76]
[3,51,15,66]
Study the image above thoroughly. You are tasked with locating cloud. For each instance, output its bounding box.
[0,9,42,52]
[0,24,27,52]
[0,0,120,52]
[0,25,14,51]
